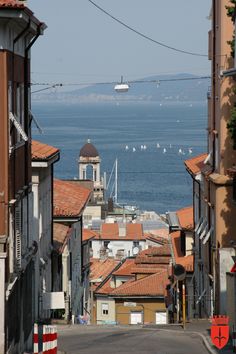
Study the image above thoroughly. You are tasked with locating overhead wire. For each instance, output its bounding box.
[31,75,211,94]
[87,0,208,57]
[31,84,63,94]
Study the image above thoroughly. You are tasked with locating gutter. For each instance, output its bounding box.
[31,152,60,168]
[110,295,164,299]
[53,216,81,223]
[221,67,236,77]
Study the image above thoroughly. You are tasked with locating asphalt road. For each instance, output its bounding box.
[57,325,209,354]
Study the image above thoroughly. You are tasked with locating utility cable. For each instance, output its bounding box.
[87,0,208,57]
[31,84,63,94]
[31,75,210,93]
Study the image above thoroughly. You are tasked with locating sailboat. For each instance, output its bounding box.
[106,158,138,212]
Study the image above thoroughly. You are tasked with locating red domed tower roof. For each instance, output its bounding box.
[79,140,99,158]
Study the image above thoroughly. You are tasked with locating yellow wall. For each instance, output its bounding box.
[115,298,166,325]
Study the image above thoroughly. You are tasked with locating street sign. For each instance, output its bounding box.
[124,302,137,307]
[43,292,65,310]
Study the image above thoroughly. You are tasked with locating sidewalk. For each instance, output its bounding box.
[186,319,233,354]
[144,319,233,354]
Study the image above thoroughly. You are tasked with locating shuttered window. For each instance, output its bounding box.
[102,303,109,315]
[15,202,22,270]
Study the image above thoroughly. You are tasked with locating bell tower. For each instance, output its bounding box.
[78,139,104,202]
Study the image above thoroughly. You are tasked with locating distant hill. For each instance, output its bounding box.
[32,73,210,103]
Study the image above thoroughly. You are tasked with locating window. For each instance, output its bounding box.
[9,83,26,148]
[16,84,24,143]
[102,303,109,315]
[15,201,22,270]
[104,241,110,248]
[133,241,139,247]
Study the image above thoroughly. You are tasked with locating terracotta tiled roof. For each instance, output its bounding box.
[95,279,115,295]
[146,228,169,239]
[53,223,71,254]
[90,258,119,282]
[135,256,170,265]
[145,228,169,244]
[185,153,207,176]
[112,259,136,276]
[0,0,42,26]
[145,234,169,245]
[139,245,171,257]
[176,206,193,230]
[94,223,144,240]
[82,229,98,242]
[101,223,119,238]
[54,179,91,217]
[171,231,193,272]
[32,140,59,161]
[126,223,143,238]
[110,270,169,297]
[131,266,167,274]
[0,0,25,8]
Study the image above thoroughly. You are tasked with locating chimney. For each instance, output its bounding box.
[108,198,114,212]
[119,223,126,237]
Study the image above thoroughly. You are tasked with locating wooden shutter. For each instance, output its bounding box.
[15,202,22,270]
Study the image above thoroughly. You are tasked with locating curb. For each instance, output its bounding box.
[191,332,218,354]
[152,328,218,354]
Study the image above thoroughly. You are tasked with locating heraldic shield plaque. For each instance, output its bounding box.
[211,316,229,349]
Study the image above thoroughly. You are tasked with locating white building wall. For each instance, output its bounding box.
[83,205,101,226]
[32,166,53,319]
[91,239,146,259]
[219,248,235,314]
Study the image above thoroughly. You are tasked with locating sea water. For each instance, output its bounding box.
[32,101,207,214]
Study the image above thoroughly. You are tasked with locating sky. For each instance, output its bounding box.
[29,0,212,86]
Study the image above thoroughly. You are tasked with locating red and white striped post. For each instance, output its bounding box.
[51,325,58,354]
[33,323,39,354]
[42,325,47,353]
[232,325,236,353]
[42,325,58,354]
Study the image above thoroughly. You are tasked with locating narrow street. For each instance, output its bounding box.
[57,325,209,354]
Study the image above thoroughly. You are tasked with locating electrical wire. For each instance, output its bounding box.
[31,75,210,93]
[87,0,208,57]
[31,84,63,94]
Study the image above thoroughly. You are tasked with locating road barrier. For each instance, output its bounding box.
[233,325,236,353]
[33,323,39,354]
[42,325,58,354]
[34,323,57,353]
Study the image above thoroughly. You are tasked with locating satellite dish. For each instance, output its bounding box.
[133,246,140,255]
[173,264,186,281]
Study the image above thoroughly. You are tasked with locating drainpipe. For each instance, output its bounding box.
[25,23,43,187]
[212,0,216,171]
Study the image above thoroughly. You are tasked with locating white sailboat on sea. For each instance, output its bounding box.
[106,158,138,214]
